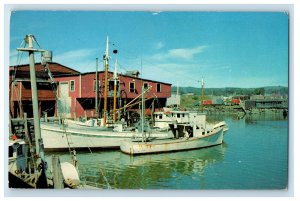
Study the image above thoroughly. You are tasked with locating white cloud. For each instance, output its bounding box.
[167,46,207,60]
[55,48,97,62]
[150,45,207,61]
[54,48,99,71]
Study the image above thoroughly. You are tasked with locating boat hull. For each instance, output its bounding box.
[40,123,173,150]
[120,127,224,155]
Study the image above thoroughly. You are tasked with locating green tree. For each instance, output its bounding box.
[254,88,265,95]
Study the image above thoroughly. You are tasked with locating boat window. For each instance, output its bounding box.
[202,132,205,135]
[177,114,180,118]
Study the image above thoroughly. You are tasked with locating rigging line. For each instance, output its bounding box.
[15,40,26,68]
[32,35,42,49]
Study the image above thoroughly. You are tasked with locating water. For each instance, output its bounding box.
[45,113,288,189]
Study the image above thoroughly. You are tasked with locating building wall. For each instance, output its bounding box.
[54,75,82,118]
[10,62,172,119]
[53,72,172,119]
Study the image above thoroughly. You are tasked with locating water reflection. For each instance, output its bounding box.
[45,143,227,189]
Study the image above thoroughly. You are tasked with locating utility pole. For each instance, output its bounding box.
[17,34,49,187]
[103,36,109,127]
[18,35,43,156]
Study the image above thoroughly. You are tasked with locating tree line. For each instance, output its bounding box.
[171,86,288,96]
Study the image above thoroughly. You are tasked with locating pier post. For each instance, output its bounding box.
[52,155,64,189]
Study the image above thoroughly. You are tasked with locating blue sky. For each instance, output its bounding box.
[9,11,288,88]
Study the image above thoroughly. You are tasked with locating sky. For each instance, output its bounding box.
[9,11,289,88]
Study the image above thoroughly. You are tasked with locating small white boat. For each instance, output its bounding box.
[120,122,225,155]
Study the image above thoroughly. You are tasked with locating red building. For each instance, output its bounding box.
[203,100,213,105]
[9,62,79,118]
[9,62,172,120]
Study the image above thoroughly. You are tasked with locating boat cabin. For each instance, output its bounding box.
[153,110,207,130]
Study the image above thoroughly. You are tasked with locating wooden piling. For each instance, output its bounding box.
[51,155,64,189]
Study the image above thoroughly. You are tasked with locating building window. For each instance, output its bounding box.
[129,82,135,93]
[157,83,161,92]
[177,114,180,118]
[70,80,75,92]
[143,82,149,90]
[94,80,101,92]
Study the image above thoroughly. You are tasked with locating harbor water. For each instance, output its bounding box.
[45,113,288,189]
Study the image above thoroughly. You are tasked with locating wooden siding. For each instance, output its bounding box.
[10,81,56,101]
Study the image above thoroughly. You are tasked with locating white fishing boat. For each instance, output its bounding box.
[120,121,225,155]
[120,115,224,155]
[40,121,173,150]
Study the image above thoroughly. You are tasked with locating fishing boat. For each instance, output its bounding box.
[121,79,228,155]
[120,120,225,155]
[40,120,173,150]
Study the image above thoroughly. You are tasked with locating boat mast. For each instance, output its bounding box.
[95,58,99,118]
[103,36,109,127]
[113,59,118,123]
